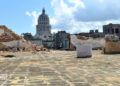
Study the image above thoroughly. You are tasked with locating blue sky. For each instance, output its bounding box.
[0,0,53,35]
[0,0,120,35]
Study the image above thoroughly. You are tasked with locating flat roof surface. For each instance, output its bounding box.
[0,50,120,86]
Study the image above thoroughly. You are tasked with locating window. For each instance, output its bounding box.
[44,35,47,38]
[115,28,119,34]
[111,28,114,34]
[107,29,109,33]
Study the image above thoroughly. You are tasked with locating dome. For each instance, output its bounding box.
[35,8,52,40]
[38,9,49,24]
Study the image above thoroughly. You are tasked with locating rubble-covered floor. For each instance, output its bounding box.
[0,50,120,86]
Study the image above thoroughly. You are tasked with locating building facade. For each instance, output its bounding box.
[53,31,71,50]
[22,33,33,40]
[103,23,120,37]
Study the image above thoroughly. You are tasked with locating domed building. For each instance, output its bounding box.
[24,8,53,48]
[23,9,72,49]
[35,8,51,40]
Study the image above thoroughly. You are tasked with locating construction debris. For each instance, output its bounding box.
[0,25,48,52]
[103,35,120,54]
[2,54,15,58]
[77,35,104,50]
[0,25,21,42]
[105,35,119,42]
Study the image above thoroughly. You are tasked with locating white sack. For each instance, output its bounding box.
[76,44,92,57]
[71,35,92,57]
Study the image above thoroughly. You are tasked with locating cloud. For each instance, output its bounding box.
[74,0,120,21]
[50,0,120,33]
[50,0,86,33]
[26,0,120,34]
[51,0,85,17]
[26,11,40,26]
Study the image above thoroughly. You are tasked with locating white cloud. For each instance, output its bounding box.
[51,0,85,17]
[26,0,120,34]
[26,11,31,16]
[50,17,58,26]
[75,0,120,21]
[26,11,40,26]
[50,0,86,33]
[50,0,120,33]
[51,28,61,33]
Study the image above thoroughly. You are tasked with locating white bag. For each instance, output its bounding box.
[76,44,92,58]
[71,35,92,58]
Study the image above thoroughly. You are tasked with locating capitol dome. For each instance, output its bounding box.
[38,9,50,25]
[35,8,51,40]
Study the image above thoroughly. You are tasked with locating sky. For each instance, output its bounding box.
[0,0,120,35]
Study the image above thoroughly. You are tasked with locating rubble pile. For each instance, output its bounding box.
[77,35,89,40]
[0,43,7,50]
[0,25,49,52]
[0,25,21,42]
[103,35,120,54]
[105,35,119,42]
[0,33,14,42]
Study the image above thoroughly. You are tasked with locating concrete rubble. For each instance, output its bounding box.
[77,36,104,50]
[0,25,48,52]
[103,35,120,54]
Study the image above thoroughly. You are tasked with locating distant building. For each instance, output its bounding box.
[35,8,52,40]
[77,29,104,38]
[53,31,72,50]
[89,30,94,34]
[23,8,53,48]
[22,33,33,40]
[103,23,120,37]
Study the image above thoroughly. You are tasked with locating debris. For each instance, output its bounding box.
[2,54,15,58]
[103,35,120,54]
[0,25,49,52]
[105,35,119,42]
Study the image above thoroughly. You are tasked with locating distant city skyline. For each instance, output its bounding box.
[0,0,120,35]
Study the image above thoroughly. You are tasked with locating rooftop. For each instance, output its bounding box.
[0,50,119,85]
